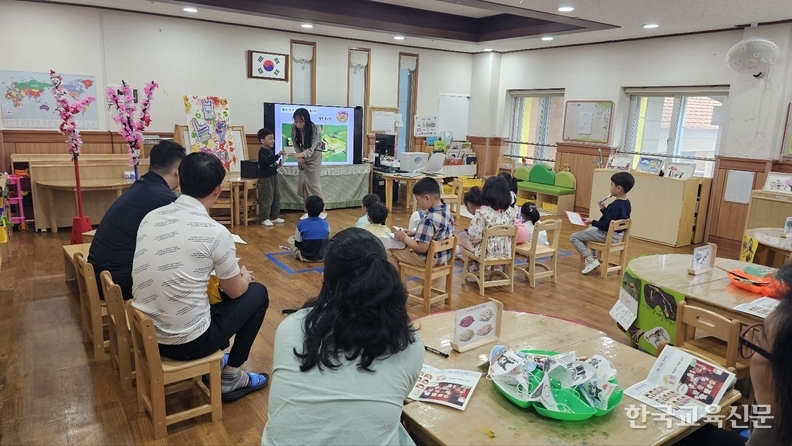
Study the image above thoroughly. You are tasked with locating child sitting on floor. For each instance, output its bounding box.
[360,202,390,238]
[520,203,549,246]
[355,194,381,228]
[288,195,330,262]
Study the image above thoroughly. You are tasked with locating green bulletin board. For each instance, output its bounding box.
[620,266,686,355]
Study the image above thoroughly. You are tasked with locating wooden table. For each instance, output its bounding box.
[376,173,444,227]
[403,311,740,445]
[37,180,132,233]
[628,254,765,327]
[63,243,91,281]
[82,229,96,244]
[744,227,791,267]
[224,177,258,226]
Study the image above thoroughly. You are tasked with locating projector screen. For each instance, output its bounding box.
[263,103,363,165]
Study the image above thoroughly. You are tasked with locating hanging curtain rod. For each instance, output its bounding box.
[504,140,557,148]
[614,151,716,162]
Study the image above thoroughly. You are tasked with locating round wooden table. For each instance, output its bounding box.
[744,227,791,267]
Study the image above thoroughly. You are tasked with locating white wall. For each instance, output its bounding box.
[0,1,472,134]
[493,26,792,159]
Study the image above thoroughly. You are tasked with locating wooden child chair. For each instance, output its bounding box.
[580,219,632,278]
[100,271,135,391]
[515,219,562,287]
[399,236,457,313]
[461,225,518,296]
[440,179,463,221]
[240,179,259,226]
[73,252,109,360]
[126,301,223,439]
[209,182,235,227]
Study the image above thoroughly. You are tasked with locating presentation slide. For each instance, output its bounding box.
[273,104,355,165]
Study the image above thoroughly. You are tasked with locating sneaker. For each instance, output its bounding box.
[320,212,327,219]
[272,218,285,224]
[465,275,478,283]
[581,259,601,275]
[300,213,308,220]
[261,219,273,227]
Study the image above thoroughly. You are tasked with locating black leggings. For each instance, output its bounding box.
[158,282,269,368]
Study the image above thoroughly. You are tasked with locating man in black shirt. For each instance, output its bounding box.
[88,140,186,299]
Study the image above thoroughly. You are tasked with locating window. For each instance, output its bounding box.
[348,48,370,111]
[623,87,729,177]
[397,53,418,154]
[507,90,565,164]
[291,41,316,105]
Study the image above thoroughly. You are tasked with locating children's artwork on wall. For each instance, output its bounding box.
[634,156,664,175]
[666,163,696,179]
[562,101,614,144]
[606,154,632,171]
[763,171,792,193]
[183,95,240,172]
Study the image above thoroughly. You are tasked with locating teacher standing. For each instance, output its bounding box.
[291,108,326,220]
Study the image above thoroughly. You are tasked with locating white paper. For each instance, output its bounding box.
[408,364,481,411]
[610,300,637,331]
[231,234,247,244]
[565,211,587,227]
[371,111,396,133]
[733,296,780,319]
[646,346,735,406]
[785,216,792,235]
[577,112,593,135]
[724,170,754,204]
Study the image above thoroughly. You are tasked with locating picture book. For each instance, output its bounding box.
[634,156,664,175]
[407,364,482,411]
[625,346,736,421]
[733,296,780,319]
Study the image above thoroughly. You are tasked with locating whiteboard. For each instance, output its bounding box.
[438,94,470,141]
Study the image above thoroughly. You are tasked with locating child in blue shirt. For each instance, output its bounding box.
[571,172,634,275]
[288,195,330,262]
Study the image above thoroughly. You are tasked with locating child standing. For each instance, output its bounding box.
[355,194,381,228]
[390,178,455,275]
[288,196,330,262]
[520,203,549,247]
[571,172,634,275]
[257,128,284,227]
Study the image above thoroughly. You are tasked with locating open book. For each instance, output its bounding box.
[625,346,736,422]
[407,364,482,411]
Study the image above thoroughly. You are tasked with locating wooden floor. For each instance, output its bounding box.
[0,205,739,445]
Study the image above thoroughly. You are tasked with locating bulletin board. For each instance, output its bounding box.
[562,101,614,144]
[367,106,399,136]
[174,124,251,163]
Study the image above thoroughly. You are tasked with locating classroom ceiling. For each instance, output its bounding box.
[36,0,792,52]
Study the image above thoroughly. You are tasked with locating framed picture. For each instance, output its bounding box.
[763,171,792,192]
[247,50,289,81]
[688,243,716,275]
[634,156,664,175]
[606,154,632,171]
[782,103,792,158]
[666,162,696,180]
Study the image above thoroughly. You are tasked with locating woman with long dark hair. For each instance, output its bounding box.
[261,228,424,445]
[291,108,325,219]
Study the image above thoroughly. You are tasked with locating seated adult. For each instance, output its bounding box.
[88,140,186,299]
[676,264,792,446]
[131,152,270,402]
[262,228,424,445]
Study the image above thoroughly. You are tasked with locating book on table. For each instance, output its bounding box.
[733,296,780,319]
[407,364,482,411]
[624,346,736,422]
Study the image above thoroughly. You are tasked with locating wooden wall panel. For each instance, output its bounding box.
[706,156,772,247]
[555,142,614,215]
[468,136,506,177]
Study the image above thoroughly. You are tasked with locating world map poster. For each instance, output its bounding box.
[183,95,240,172]
[0,70,99,129]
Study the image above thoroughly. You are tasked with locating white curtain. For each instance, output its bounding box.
[292,43,315,104]
[348,50,368,107]
[400,55,417,72]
